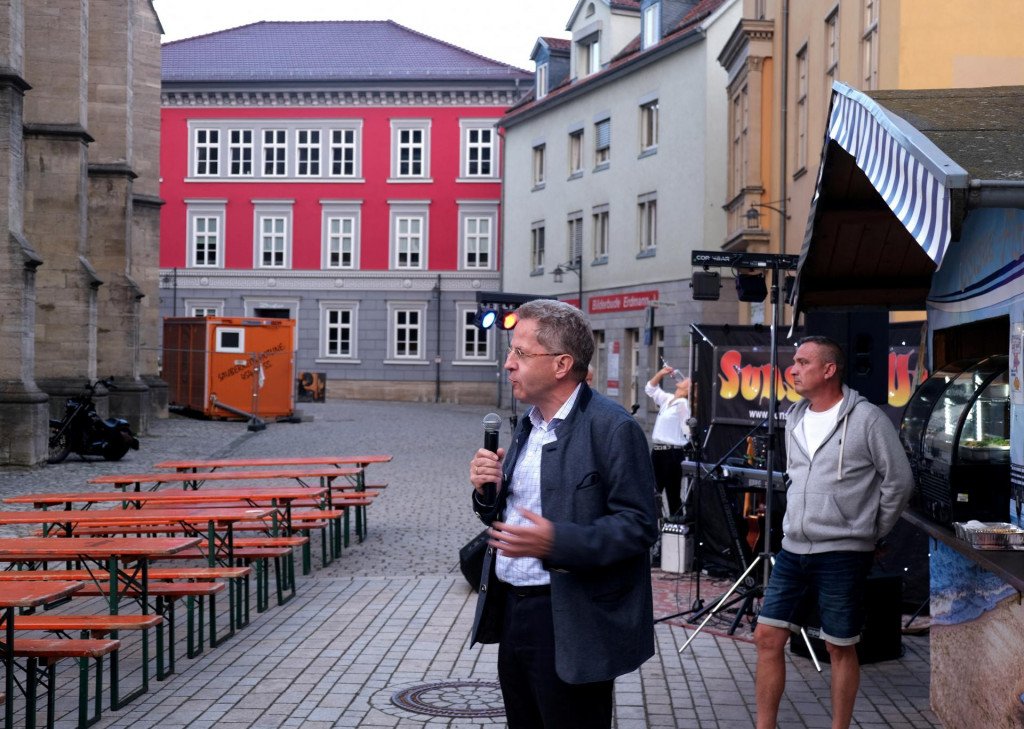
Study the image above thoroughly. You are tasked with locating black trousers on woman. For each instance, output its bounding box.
[650,446,686,518]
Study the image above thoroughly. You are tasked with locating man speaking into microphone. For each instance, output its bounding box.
[468,299,659,729]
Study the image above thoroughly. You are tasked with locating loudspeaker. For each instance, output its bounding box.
[696,478,750,576]
[789,574,903,664]
[804,311,888,405]
[458,530,488,592]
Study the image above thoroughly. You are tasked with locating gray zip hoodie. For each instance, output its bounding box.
[782,385,914,554]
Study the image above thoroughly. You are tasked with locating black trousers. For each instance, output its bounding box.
[497,585,613,728]
[651,446,685,518]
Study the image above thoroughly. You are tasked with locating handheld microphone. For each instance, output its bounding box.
[481,413,502,503]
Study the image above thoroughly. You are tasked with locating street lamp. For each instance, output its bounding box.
[552,257,583,311]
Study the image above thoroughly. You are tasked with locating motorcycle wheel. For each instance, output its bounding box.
[47,426,71,464]
[102,432,132,461]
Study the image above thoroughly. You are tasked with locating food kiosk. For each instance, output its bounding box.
[794,83,1024,728]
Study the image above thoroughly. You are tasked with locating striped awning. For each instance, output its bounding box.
[825,86,967,265]
[792,83,969,317]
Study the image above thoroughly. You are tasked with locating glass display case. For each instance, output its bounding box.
[901,355,1010,525]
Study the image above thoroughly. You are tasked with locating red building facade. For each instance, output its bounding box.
[159,21,530,402]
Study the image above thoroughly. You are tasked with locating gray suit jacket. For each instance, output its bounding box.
[470,385,659,684]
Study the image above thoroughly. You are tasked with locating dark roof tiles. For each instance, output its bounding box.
[162,20,531,83]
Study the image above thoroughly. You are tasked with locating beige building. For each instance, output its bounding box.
[718,0,1024,323]
[0,0,164,466]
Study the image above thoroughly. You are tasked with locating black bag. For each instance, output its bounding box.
[458,529,489,592]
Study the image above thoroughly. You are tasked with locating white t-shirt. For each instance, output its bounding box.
[802,397,843,458]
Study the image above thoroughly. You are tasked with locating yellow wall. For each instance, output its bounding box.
[897,0,1024,88]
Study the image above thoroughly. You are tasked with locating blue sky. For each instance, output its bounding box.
[152,0,573,69]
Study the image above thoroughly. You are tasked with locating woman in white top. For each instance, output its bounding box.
[644,365,692,518]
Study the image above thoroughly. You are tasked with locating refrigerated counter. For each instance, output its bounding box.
[900,355,1010,525]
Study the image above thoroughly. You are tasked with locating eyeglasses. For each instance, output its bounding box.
[506,346,565,360]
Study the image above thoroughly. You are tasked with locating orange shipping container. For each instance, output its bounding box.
[163,317,295,420]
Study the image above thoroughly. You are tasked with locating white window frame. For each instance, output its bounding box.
[459,119,499,181]
[568,127,584,177]
[185,200,226,269]
[536,63,549,99]
[455,301,494,364]
[458,201,498,270]
[185,299,224,317]
[318,300,360,361]
[638,193,657,256]
[228,129,254,177]
[532,143,546,188]
[386,301,429,363]
[193,128,220,177]
[262,129,287,177]
[639,99,659,154]
[825,7,839,87]
[796,44,809,173]
[861,0,880,91]
[215,327,245,353]
[594,117,611,168]
[320,200,362,270]
[329,122,363,179]
[296,129,322,177]
[389,201,430,270]
[730,85,749,197]
[642,3,661,50]
[592,204,609,262]
[579,35,601,77]
[252,200,294,269]
[531,221,546,274]
[390,119,432,181]
[567,211,584,264]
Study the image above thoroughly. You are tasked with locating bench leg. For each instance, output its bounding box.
[301,528,312,574]
[25,657,38,729]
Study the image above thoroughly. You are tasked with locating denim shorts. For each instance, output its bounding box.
[758,549,874,646]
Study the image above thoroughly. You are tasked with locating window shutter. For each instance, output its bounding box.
[596,120,611,150]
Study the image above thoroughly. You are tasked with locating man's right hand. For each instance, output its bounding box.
[470,447,505,497]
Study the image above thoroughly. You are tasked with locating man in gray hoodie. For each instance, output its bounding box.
[754,336,914,729]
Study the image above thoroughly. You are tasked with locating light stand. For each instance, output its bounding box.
[677,251,819,669]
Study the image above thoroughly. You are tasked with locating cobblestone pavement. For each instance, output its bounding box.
[0,400,942,728]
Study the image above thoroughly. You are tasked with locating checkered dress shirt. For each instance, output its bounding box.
[495,384,582,586]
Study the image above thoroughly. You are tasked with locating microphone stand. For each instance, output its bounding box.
[655,417,767,624]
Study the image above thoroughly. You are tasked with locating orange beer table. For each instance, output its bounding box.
[0,581,84,729]
[0,537,199,705]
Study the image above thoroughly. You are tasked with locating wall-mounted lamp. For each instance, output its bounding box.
[552,257,583,309]
[745,201,791,229]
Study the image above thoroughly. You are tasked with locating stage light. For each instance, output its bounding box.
[499,309,519,330]
[735,273,767,302]
[691,270,721,301]
[475,307,497,329]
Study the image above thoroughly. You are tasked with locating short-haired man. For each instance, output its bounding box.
[755,335,914,729]
[468,299,659,729]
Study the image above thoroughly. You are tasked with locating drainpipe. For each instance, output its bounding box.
[967,179,1024,209]
[434,274,442,403]
[779,0,789,258]
[497,124,507,409]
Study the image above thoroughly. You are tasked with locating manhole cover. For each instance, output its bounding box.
[390,680,504,718]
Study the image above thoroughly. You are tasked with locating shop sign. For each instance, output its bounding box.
[589,291,659,315]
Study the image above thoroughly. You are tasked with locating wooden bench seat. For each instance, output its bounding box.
[11,638,120,729]
[16,614,162,636]
[0,566,250,581]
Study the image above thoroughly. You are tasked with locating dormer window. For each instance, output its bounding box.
[642,3,661,50]
[537,63,549,99]
[579,35,601,77]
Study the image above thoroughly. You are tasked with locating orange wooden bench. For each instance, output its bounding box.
[11,638,119,729]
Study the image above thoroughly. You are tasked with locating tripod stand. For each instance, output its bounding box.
[678,253,819,670]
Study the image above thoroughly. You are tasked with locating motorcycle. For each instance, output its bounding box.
[47,379,140,464]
